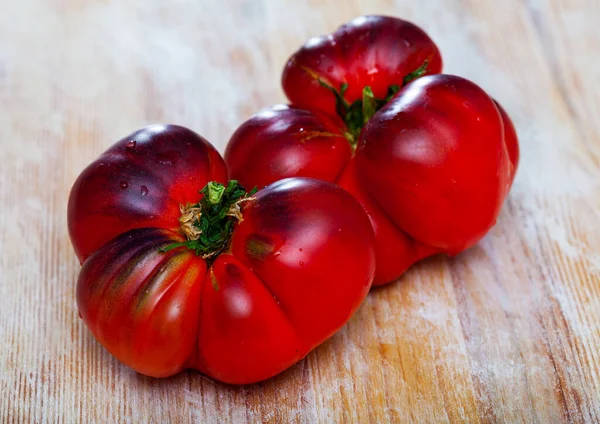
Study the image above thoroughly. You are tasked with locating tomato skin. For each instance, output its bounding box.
[68,124,227,263]
[229,178,375,341]
[336,159,439,284]
[71,125,376,383]
[195,178,375,384]
[357,75,513,254]
[225,105,351,190]
[193,254,305,384]
[282,15,443,119]
[226,75,519,284]
[77,228,206,378]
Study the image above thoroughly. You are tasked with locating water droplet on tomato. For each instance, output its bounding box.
[403,39,412,47]
[273,252,281,257]
[126,140,137,150]
[140,185,148,196]
[299,261,304,266]
[119,181,128,189]
[298,248,303,252]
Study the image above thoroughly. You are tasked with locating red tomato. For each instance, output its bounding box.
[69,125,375,384]
[282,15,443,120]
[225,17,519,285]
[68,125,227,263]
[356,75,518,254]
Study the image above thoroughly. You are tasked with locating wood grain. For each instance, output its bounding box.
[1,0,599,422]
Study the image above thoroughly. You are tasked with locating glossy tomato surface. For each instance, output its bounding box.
[225,105,350,189]
[68,125,227,263]
[195,178,375,383]
[225,16,519,285]
[356,75,518,254]
[69,125,375,384]
[282,15,442,118]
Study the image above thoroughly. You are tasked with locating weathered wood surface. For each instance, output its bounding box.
[1,0,599,422]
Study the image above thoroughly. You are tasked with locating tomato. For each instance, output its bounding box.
[69,125,375,384]
[68,125,228,263]
[282,15,443,121]
[355,75,518,254]
[225,16,519,285]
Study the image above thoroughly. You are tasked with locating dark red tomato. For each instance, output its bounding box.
[68,125,227,263]
[225,105,350,188]
[225,17,519,285]
[282,15,443,119]
[69,125,375,384]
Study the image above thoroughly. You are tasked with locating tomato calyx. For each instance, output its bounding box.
[314,60,429,147]
[160,180,257,262]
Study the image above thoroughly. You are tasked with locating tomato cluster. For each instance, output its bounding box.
[226,16,519,285]
[69,16,518,384]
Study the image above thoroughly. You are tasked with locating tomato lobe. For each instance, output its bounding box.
[70,126,376,383]
[68,125,227,263]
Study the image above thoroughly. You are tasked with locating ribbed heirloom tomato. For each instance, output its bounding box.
[68,125,375,384]
[225,16,519,285]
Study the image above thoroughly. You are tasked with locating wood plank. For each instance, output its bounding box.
[1,0,599,422]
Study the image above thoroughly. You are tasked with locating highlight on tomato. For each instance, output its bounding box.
[225,16,519,285]
[68,125,376,384]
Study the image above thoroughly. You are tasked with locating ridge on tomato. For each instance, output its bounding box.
[225,16,519,285]
[68,125,375,384]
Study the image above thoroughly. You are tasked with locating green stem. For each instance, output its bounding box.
[159,180,257,263]
[321,60,430,144]
[362,86,377,124]
[205,182,226,205]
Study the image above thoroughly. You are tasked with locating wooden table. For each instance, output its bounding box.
[2,0,599,422]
